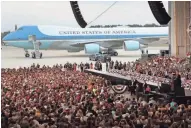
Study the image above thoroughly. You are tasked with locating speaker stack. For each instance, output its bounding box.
[148,1,171,25]
[70,1,87,28]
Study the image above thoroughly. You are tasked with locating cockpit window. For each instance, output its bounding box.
[18,28,23,30]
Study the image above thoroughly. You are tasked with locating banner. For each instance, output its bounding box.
[111,85,128,94]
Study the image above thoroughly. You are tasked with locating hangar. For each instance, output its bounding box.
[169,1,191,57]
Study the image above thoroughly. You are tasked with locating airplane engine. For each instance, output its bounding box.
[123,40,141,51]
[84,44,101,54]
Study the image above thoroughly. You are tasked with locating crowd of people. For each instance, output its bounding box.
[1,62,191,128]
[107,56,191,90]
[63,62,94,72]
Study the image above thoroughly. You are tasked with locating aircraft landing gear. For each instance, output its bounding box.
[25,50,30,58]
[31,52,36,59]
[31,52,42,59]
[28,35,42,59]
[40,52,42,58]
[114,52,118,56]
[25,53,30,58]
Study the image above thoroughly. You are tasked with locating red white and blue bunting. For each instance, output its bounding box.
[111,85,127,94]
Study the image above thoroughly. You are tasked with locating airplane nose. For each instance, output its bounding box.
[2,33,12,41]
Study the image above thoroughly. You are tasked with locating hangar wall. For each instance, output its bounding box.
[169,1,191,57]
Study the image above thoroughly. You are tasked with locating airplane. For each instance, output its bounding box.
[2,25,168,59]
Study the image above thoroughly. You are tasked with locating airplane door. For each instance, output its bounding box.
[28,35,36,42]
[28,35,41,50]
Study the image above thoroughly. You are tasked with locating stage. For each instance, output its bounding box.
[84,69,191,104]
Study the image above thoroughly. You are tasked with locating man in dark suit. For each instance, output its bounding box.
[174,72,184,96]
[106,62,109,71]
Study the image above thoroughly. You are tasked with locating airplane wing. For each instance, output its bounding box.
[70,37,168,48]
[70,39,126,47]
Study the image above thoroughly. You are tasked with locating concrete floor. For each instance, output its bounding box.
[1,45,167,68]
[1,46,142,68]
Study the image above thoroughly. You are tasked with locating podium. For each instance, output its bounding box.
[102,63,107,72]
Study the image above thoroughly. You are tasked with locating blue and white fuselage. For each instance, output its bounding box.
[3,25,168,53]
